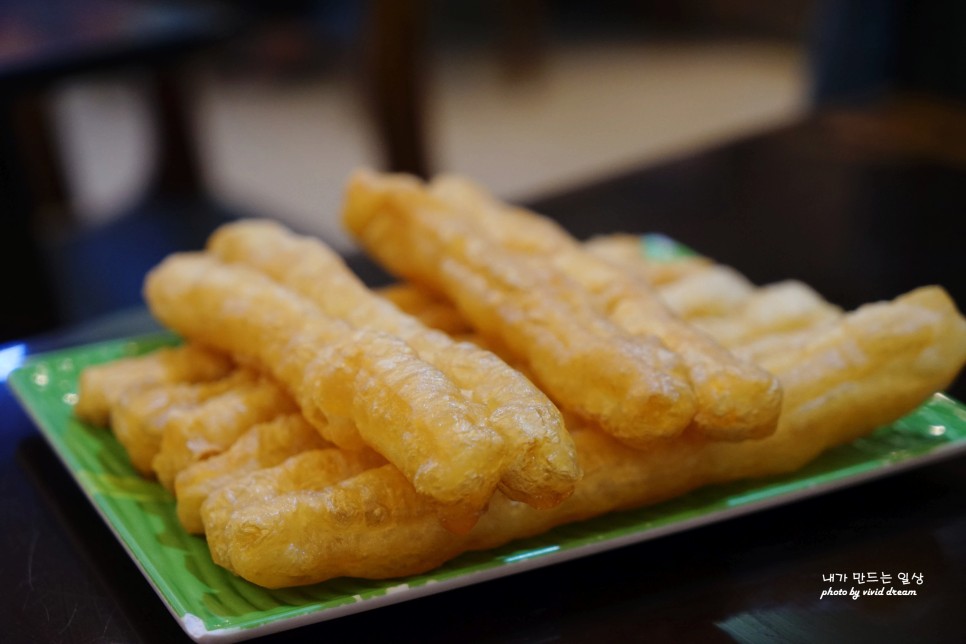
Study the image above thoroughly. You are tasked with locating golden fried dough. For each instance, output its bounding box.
[205,286,966,588]
[584,234,713,286]
[705,286,966,477]
[345,171,782,444]
[207,220,579,509]
[378,284,475,335]
[176,414,372,534]
[343,171,699,445]
[656,265,756,319]
[144,253,507,529]
[75,169,966,590]
[111,370,251,476]
[177,415,319,533]
[75,344,232,426]
[151,371,297,490]
[689,281,841,348]
[203,450,392,569]
[429,175,783,442]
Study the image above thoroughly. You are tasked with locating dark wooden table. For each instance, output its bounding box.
[2,101,966,643]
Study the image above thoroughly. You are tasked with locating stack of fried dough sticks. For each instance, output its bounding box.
[74,170,966,589]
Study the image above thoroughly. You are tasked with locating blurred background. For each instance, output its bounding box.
[2,0,964,343]
[53,1,809,249]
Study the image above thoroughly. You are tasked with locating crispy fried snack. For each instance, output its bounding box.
[584,234,712,286]
[691,281,842,348]
[75,345,233,426]
[207,219,579,509]
[367,277,842,372]
[203,449,393,566]
[112,370,252,476]
[377,283,476,335]
[205,464,446,585]
[343,171,699,445]
[210,462,444,588]
[705,287,966,477]
[176,414,368,534]
[581,236,845,357]
[151,371,297,490]
[425,174,782,442]
[656,265,755,319]
[144,253,506,530]
[204,286,966,588]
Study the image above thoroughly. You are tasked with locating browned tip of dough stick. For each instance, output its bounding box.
[75,344,233,427]
[207,218,580,510]
[343,170,699,446]
[144,252,506,532]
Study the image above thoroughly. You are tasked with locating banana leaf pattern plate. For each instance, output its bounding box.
[9,335,966,642]
[8,234,966,641]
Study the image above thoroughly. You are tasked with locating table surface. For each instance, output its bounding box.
[2,101,966,643]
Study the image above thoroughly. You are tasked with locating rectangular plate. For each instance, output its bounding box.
[9,334,966,643]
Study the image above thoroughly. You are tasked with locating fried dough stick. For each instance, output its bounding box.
[584,234,712,286]
[176,414,369,534]
[75,345,233,426]
[656,265,755,319]
[689,281,842,346]
[144,253,505,530]
[112,369,254,476]
[704,286,966,477]
[381,277,843,389]
[378,239,744,334]
[205,286,966,587]
[578,237,846,354]
[208,220,579,509]
[151,371,297,490]
[378,284,475,335]
[203,448,391,564]
[343,172,698,445]
[427,174,782,442]
[206,464,446,586]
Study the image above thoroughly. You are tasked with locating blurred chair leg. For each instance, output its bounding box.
[44,64,235,325]
[146,64,207,199]
[362,0,430,178]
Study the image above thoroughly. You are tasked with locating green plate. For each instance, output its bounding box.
[8,334,966,642]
